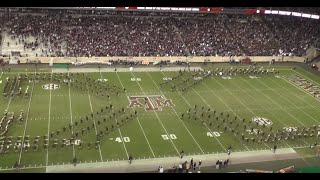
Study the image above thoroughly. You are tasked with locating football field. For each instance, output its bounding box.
[0,65,320,172]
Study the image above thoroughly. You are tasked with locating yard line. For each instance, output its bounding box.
[99,71,129,159]
[239,77,309,145]
[199,76,269,149]
[145,71,205,154]
[67,71,76,158]
[256,78,320,124]
[293,68,320,86]
[162,71,241,151]
[84,73,103,162]
[248,77,316,125]
[115,72,156,158]
[45,70,53,166]
[267,76,320,115]
[280,76,320,104]
[129,71,180,156]
[0,71,3,79]
[227,77,304,148]
[5,73,20,110]
[18,71,37,165]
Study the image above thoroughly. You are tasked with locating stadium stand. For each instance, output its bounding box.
[1,8,320,58]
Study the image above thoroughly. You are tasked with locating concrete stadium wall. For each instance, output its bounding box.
[4,56,305,64]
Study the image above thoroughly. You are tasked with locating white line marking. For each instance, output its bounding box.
[46,70,53,166]
[293,68,320,87]
[264,77,320,124]
[84,73,103,162]
[279,76,320,108]
[239,77,309,145]
[68,71,76,158]
[130,71,180,155]
[115,72,156,158]
[227,76,300,149]
[18,71,36,165]
[99,70,129,159]
[145,71,204,154]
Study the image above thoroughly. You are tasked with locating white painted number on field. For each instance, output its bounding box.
[115,137,130,143]
[161,134,177,140]
[131,78,141,82]
[97,79,108,82]
[163,77,172,81]
[74,140,81,145]
[222,76,232,80]
[249,76,260,79]
[207,132,221,137]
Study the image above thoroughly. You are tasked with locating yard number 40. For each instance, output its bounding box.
[115,137,130,143]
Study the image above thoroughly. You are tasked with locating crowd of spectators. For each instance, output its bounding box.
[3,11,320,57]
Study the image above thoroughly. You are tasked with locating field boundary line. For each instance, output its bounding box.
[67,71,76,158]
[99,71,129,159]
[115,72,156,158]
[130,71,180,156]
[84,73,103,162]
[18,71,36,165]
[145,71,205,154]
[1,145,316,172]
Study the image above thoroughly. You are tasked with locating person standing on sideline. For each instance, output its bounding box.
[198,160,202,170]
[73,157,77,166]
[190,158,193,169]
[180,150,184,159]
[129,154,133,164]
[273,145,277,153]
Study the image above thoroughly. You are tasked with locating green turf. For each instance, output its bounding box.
[0,65,319,172]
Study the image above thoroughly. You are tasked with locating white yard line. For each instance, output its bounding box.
[227,77,302,149]
[5,73,20,110]
[258,78,320,124]
[145,71,204,154]
[18,71,36,164]
[115,72,156,158]
[45,70,53,166]
[84,74,103,162]
[129,71,180,156]
[161,71,239,151]
[99,71,129,159]
[268,76,320,117]
[67,71,76,158]
[248,77,312,126]
[239,77,309,145]
[280,76,320,104]
[198,76,266,150]
[294,68,320,86]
